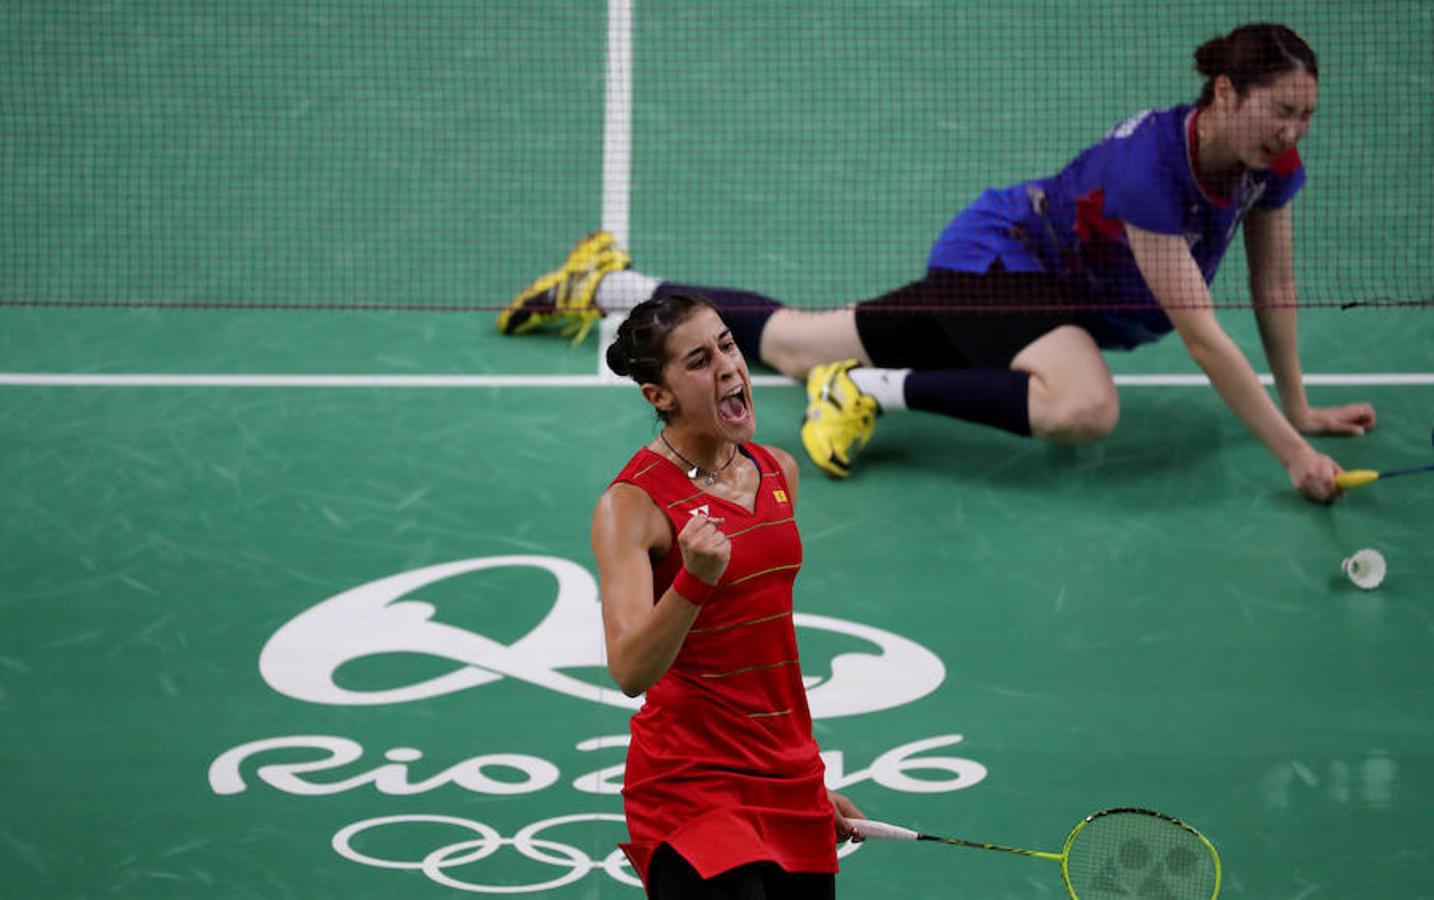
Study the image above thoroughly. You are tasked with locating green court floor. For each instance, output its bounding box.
[3,3,1432,898]
[2,312,1431,898]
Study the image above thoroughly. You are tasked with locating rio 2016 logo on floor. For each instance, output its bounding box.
[209,555,985,893]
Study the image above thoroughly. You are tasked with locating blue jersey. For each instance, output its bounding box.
[928,104,1306,348]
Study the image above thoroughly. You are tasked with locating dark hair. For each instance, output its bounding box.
[605,292,714,391]
[1194,24,1318,106]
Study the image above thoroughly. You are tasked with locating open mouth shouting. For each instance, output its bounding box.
[718,383,751,426]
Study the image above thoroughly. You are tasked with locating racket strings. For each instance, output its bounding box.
[1064,811,1217,900]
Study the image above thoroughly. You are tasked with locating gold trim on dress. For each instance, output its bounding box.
[700,658,799,680]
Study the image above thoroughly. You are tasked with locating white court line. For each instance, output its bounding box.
[1,373,1430,388]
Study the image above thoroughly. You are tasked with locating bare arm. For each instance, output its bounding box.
[1125,222,1341,501]
[1244,205,1375,435]
[591,483,729,696]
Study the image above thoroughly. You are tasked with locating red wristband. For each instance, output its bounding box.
[672,567,718,606]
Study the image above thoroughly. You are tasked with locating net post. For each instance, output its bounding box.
[597,315,626,382]
[597,0,633,382]
[601,0,633,250]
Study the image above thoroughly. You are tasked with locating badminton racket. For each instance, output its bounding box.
[1337,463,1434,490]
[850,806,1221,899]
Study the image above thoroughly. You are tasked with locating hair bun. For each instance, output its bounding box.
[605,340,632,378]
[1192,24,1316,107]
[1193,35,1228,77]
[602,292,713,390]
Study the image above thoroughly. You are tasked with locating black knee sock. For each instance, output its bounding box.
[903,368,1033,437]
[654,282,782,362]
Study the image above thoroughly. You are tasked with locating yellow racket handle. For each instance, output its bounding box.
[1336,469,1380,489]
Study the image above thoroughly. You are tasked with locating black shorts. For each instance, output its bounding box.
[853,265,1101,370]
[646,843,835,900]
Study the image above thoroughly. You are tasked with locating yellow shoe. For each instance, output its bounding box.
[800,360,879,479]
[497,232,631,344]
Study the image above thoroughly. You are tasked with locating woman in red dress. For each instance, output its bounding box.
[592,292,864,898]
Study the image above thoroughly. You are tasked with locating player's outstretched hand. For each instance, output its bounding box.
[1288,449,1343,503]
[1291,402,1376,437]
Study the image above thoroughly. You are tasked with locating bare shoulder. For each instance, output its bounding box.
[594,481,661,529]
[593,481,669,552]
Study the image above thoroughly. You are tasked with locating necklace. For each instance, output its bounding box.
[658,431,738,486]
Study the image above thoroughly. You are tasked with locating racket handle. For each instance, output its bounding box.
[848,819,921,841]
[1336,469,1379,489]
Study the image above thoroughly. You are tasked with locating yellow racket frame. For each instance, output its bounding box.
[1058,807,1222,900]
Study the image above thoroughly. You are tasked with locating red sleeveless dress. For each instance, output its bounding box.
[610,443,836,885]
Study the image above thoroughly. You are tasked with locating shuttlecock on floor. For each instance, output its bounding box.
[1342,548,1386,590]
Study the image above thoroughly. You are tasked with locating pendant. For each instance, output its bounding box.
[686,465,700,480]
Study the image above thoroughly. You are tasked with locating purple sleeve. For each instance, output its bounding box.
[1259,164,1305,209]
[1098,114,1188,236]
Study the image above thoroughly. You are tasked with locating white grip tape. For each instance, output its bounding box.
[849,819,921,841]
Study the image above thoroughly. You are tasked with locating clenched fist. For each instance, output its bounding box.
[678,514,730,585]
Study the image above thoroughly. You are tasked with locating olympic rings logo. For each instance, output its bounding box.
[332,813,643,893]
[333,813,641,893]
[333,812,863,894]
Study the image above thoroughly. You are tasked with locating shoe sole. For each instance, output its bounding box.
[800,415,852,479]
